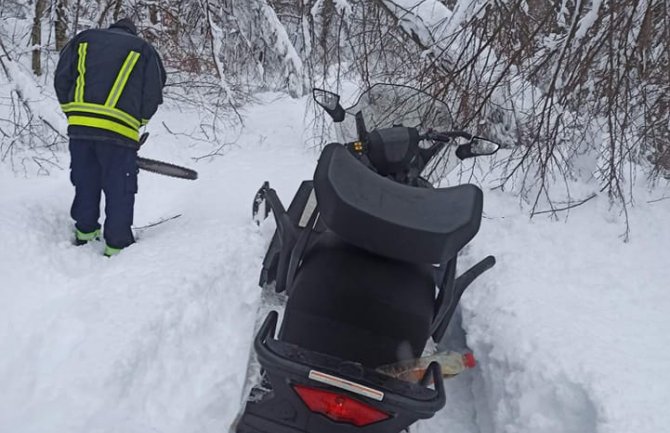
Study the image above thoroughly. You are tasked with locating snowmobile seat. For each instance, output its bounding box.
[314,143,483,264]
[279,231,435,367]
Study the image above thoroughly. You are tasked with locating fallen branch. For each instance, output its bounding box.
[531,193,598,216]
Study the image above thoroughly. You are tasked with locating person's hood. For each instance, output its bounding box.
[109,18,137,35]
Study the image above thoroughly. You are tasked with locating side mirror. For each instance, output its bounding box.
[455,137,501,160]
[313,88,346,122]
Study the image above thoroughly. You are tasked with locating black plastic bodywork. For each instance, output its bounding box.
[234,312,445,433]
[366,127,420,176]
[258,180,319,291]
[315,144,483,264]
[280,231,436,367]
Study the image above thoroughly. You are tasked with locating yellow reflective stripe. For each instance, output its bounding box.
[76,228,100,241]
[141,119,149,126]
[61,102,140,129]
[105,51,140,107]
[75,42,88,102]
[67,115,139,141]
[104,245,122,256]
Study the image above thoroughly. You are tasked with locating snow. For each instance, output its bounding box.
[462,184,670,433]
[256,1,306,97]
[382,0,451,48]
[204,9,233,101]
[1,93,670,433]
[1,56,67,132]
[0,94,316,433]
[575,0,603,41]
[333,0,353,18]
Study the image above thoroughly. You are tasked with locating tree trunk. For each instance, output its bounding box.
[31,0,47,76]
[55,0,68,51]
[73,0,82,36]
[113,0,123,21]
[149,2,158,25]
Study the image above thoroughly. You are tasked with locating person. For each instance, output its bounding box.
[54,18,166,256]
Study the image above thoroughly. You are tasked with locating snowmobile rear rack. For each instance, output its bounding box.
[255,311,446,413]
[431,255,497,341]
[234,310,447,433]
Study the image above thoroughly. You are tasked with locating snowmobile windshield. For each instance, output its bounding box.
[340,84,455,142]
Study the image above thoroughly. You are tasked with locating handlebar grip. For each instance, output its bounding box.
[426,131,472,142]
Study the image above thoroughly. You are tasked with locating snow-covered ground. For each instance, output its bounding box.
[462,187,670,433]
[1,93,669,433]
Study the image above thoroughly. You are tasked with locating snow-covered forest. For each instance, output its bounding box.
[1,1,669,433]
[2,0,670,203]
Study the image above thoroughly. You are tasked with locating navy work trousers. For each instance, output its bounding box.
[69,138,138,249]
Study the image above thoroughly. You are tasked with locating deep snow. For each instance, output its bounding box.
[462,186,670,433]
[1,93,669,433]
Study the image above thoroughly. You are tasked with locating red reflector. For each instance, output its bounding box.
[463,352,477,369]
[293,384,391,427]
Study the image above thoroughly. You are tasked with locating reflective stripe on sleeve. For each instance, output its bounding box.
[74,42,88,102]
[105,51,140,107]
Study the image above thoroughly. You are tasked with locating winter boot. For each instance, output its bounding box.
[104,244,123,257]
[74,228,101,246]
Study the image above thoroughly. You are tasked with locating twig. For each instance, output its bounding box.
[134,214,183,230]
[531,193,598,216]
[647,196,670,204]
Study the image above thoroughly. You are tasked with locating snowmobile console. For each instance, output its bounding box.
[366,126,421,176]
[314,143,483,264]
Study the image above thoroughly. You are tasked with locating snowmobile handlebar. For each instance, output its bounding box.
[342,129,472,153]
[342,128,472,161]
[419,129,473,142]
[417,130,473,166]
[341,126,492,183]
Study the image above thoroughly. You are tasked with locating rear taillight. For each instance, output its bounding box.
[293,384,391,427]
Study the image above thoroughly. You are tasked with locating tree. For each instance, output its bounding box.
[55,0,69,51]
[31,0,47,75]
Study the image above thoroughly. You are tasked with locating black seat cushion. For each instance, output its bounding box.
[314,143,483,264]
[279,232,435,367]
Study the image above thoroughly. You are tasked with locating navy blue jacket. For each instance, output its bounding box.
[55,23,166,148]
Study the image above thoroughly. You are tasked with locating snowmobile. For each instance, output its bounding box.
[233,84,500,433]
